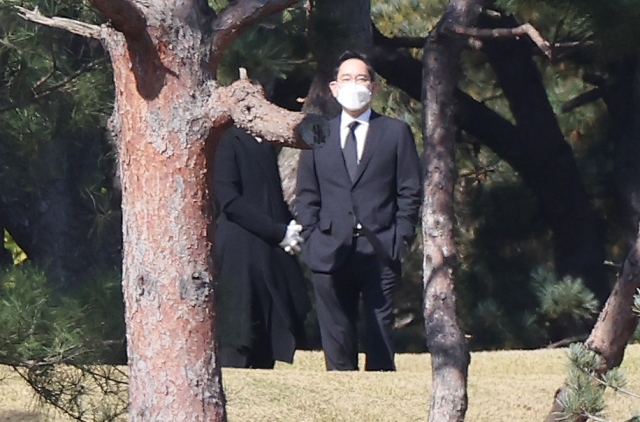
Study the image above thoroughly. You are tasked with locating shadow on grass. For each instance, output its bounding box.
[0,411,43,421]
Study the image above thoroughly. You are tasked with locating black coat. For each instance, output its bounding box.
[214,127,310,363]
[295,111,422,273]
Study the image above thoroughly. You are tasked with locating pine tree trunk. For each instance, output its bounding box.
[422,1,484,420]
[22,0,308,420]
[544,229,640,422]
[98,3,227,419]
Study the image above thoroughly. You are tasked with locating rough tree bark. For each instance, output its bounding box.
[421,1,484,420]
[17,1,321,420]
[543,228,640,422]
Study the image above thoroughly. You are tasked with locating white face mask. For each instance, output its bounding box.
[336,83,372,111]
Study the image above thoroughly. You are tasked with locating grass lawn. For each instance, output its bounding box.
[2,345,640,421]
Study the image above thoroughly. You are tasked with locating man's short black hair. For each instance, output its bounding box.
[334,51,376,81]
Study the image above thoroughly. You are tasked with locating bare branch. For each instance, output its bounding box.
[552,37,595,61]
[561,87,603,113]
[583,367,640,400]
[545,334,588,349]
[213,78,327,149]
[208,0,298,73]
[448,22,553,58]
[88,0,147,37]
[583,73,607,87]
[0,58,106,114]
[32,63,57,93]
[16,3,163,101]
[448,22,593,61]
[15,6,101,39]
[0,38,21,51]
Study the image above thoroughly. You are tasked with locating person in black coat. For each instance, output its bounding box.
[214,126,310,369]
[295,51,422,371]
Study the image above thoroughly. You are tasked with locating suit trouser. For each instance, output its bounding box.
[312,237,400,371]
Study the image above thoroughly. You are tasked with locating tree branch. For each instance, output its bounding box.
[373,17,592,58]
[17,3,171,101]
[32,58,57,92]
[212,76,327,149]
[561,87,603,113]
[545,334,588,349]
[208,0,298,74]
[88,0,147,37]
[544,241,640,422]
[448,22,593,61]
[15,6,102,39]
[0,58,106,114]
[448,22,554,58]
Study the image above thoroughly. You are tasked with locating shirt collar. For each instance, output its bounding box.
[340,108,371,129]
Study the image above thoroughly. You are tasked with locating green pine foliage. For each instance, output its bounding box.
[558,343,640,422]
[374,0,640,351]
[0,0,121,281]
[372,0,445,38]
[0,0,637,358]
[531,267,599,323]
[0,0,113,171]
[217,5,311,90]
[0,264,127,421]
[455,145,552,349]
[495,0,640,61]
[528,267,600,348]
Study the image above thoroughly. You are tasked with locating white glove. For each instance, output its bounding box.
[279,220,304,255]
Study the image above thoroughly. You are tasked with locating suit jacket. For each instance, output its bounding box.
[295,111,422,273]
[214,126,310,362]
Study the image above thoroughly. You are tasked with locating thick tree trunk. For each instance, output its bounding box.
[13,0,310,420]
[421,1,483,420]
[481,14,609,304]
[99,4,228,418]
[544,229,640,422]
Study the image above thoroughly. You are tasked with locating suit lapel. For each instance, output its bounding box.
[352,111,382,186]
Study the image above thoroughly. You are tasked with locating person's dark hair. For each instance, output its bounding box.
[333,51,376,81]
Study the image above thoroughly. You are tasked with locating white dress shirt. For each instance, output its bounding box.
[340,108,371,163]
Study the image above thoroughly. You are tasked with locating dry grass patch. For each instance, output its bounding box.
[2,346,640,421]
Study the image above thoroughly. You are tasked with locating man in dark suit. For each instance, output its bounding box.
[295,51,422,371]
[214,126,310,369]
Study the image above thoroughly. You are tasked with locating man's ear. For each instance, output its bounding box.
[329,81,339,97]
[371,81,380,95]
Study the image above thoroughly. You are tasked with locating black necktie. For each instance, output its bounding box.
[343,121,359,182]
